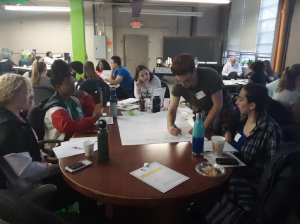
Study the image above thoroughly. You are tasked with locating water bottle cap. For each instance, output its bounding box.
[98,119,107,129]
[196,113,199,118]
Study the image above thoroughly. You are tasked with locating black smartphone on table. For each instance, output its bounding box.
[216,158,239,166]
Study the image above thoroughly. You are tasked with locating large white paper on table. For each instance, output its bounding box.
[69,137,97,142]
[121,110,152,116]
[118,110,192,145]
[130,162,189,193]
[204,141,238,152]
[53,139,97,159]
[119,98,140,105]
[203,152,246,167]
[117,104,139,111]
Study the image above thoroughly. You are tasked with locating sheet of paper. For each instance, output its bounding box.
[69,137,97,142]
[121,110,153,116]
[102,70,111,79]
[117,104,139,111]
[54,140,97,159]
[203,152,246,167]
[118,98,140,105]
[118,110,192,145]
[94,117,113,125]
[130,162,189,193]
[204,141,238,152]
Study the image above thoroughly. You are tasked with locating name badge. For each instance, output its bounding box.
[234,133,242,142]
[195,91,206,100]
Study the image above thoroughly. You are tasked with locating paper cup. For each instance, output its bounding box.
[83,140,94,157]
[164,98,170,109]
[211,136,225,157]
[231,79,235,84]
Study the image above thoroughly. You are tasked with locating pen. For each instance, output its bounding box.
[72,146,83,149]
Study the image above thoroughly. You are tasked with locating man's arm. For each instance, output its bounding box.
[167,94,181,136]
[222,63,229,76]
[204,90,223,130]
[107,76,123,85]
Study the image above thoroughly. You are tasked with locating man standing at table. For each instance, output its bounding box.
[167,54,224,136]
[106,56,134,98]
[222,56,243,79]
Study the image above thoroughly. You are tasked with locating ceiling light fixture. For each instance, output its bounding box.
[146,0,230,4]
[3,5,70,12]
[119,8,204,17]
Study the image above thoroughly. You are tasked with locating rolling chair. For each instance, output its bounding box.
[32,86,55,106]
[161,81,170,98]
[0,189,67,224]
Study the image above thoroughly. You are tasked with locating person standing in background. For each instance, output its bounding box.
[44,51,54,65]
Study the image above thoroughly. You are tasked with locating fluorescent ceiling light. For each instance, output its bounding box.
[119,8,203,17]
[3,5,70,12]
[146,0,230,3]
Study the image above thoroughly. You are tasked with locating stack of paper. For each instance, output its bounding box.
[53,138,97,159]
[130,162,189,193]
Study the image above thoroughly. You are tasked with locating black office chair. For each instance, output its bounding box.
[32,86,55,106]
[282,125,300,144]
[0,189,67,224]
[161,81,170,98]
[27,104,63,154]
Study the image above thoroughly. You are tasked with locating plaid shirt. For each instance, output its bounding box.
[233,112,282,174]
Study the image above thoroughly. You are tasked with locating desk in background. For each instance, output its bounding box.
[59,104,232,223]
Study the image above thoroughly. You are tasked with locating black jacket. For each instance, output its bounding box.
[79,79,110,104]
[0,107,41,188]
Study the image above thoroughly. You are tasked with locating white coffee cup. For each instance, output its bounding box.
[211,136,225,157]
[83,140,94,157]
[164,98,170,109]
[231,79,235,84]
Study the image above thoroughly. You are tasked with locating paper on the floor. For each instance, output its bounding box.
[117,110,192,145]
[204,141,238,152]
[130,162,189,193]
[203,152,246,167]
[53,139,97,159]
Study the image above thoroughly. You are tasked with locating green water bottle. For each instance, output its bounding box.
[98,120,109,162]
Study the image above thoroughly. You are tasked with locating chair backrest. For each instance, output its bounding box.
[161,81,170,98]
[282,125,300,144]
[248,143,300,224]
[32,86,54,106]
[27,104,48,141]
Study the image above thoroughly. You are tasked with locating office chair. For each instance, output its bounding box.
[32,86,55,106]
[161,81,170,98]
[0,189,67,224]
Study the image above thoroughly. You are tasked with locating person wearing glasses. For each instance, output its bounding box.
[167,54,224,135]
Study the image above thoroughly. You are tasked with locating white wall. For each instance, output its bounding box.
[111,5,222,70]
[0,2,97,65]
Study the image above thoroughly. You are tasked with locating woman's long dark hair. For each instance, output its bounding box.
[96,60,111,72]
[243,83,268,127]
[277,64,300,92]
[134,65,153,82]
[50,60,71,87]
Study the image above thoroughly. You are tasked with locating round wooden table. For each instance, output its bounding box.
[59,106,232,222]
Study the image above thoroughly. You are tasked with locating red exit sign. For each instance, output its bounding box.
[131,22,142,29]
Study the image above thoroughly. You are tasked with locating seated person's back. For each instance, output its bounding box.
[79,61,110,104]
[250,61,268,85]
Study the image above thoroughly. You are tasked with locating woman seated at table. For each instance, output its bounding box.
[43,60,101,148]
[134,65,161,99]
[249,61,269,85]
[225,83,282,180]
[69,61,84,82]
[30,60,52,88]
[95,59,111,77]
[79,61,110,104]
[264,60,278,82]
[0,74,76,208]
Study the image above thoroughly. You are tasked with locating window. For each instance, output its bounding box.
[256,0,279,60]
